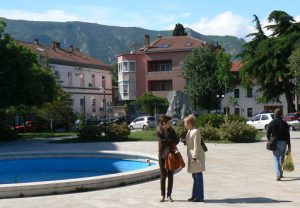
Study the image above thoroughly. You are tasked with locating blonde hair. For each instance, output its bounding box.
[183,115,196,126]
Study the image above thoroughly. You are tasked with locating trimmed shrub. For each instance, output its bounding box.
[175,120,187,139]
[227,114,246,123]
[0,120,16,141]
[196,114,224,128]
[78,125,104,140]
[199,125,220,141]
[106,124,130,141]
[219,121,257,142]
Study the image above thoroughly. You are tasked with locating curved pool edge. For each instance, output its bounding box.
[0,151,160,198]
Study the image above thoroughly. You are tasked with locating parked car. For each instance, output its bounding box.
[247,113,274,130]
[287,120,300,131]
[14,121,49,133]
[129,116,156,130]
[284,112,300,122]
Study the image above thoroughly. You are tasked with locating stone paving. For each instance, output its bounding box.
[0,132,299,208]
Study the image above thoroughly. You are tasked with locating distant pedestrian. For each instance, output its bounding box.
[157,115,179,202]
[183,115,205,202]
[267,108,291,181]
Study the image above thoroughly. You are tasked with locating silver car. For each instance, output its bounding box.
[129,116,156,130]
[287,120,300,131]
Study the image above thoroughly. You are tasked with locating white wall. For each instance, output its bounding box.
[221,85,288,119]
[50,64,112,118]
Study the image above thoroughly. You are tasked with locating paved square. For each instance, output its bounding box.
[0,132,299,208]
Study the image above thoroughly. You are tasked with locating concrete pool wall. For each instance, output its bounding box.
[0,151,160,198]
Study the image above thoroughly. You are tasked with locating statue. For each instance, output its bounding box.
[166,91,191,119]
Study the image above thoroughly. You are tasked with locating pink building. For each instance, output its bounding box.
[117,35,206,100]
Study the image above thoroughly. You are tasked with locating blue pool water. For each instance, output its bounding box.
[0,157,153,184]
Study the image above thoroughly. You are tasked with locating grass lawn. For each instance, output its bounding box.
[18,132,77,139]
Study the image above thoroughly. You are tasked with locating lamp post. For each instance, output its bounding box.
[100,87,107,140]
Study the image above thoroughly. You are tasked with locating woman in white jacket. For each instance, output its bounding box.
[183,115,205,202]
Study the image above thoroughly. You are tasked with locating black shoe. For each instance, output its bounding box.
[188,197,194,202]
[167,196,174,202]
[193,199,204,202]
[160,196,165,202]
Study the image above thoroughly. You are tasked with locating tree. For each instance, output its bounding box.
[0,21,57,109]
[289,47,300,96]
[182,45,233,112]
[35,88,75,132]
[131,93,169,115]
[111,63,118,86]
[173,23,187,36]
[240,11,300,112]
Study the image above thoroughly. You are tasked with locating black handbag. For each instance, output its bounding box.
[201,139,208,152]
[266,137,277,151]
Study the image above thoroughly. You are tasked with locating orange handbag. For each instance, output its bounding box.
[165,146,185,171]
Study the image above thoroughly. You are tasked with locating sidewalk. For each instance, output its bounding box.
[0,132,299,208]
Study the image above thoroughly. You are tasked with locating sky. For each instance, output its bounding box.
[0,0,300,39]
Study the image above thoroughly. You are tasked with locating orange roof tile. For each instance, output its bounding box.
[143,36,206,53]
[231,61,243,72]
[18,41,111,71]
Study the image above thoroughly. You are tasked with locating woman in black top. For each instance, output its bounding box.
[157,115,179,202]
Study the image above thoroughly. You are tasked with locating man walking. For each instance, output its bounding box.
[267,108,291,181]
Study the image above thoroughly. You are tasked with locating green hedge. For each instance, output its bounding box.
[78,125,104,140]
[218,121,257,142]
[106,124,130,141]
[0,120,16,141]
[199,125,221,141]
[196,114,245,128]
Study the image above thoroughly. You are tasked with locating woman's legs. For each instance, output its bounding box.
[192,172,204,201]
[159,159,167,197]
[167,170,174,197]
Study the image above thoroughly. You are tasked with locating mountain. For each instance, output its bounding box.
[1,18,246,64]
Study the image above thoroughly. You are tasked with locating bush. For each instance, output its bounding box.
[0,120,16,141]
[78,125,104,140]
[199,125,220,141]
[106,124,130,141]
[175,120,187,139]
[227,114,246,123]
[196,114,225,128]
[219,121,257,142]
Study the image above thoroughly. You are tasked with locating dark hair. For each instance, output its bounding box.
[160,115,171,125]
[274,108,282,118]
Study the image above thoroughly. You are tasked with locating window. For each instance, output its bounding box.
[234,89,240,98]
[123,62,128,72]
[254,115,261,121]
[53,71,60,79]
[67,72,72,87]
[134,118,145,122]
[234,108,240,115]
[118,63,122,72]
[102,76,106,88]
[123,84,129,96]
[247,87,253,98]
[92,98,96,113]
[91,75,95,87]
[149,60,172,72]
[247,108,253,117]
[261,115,269,120]
[80,74,84,88]
[80,98,85,112]
[129,62,135,72]
[148,80,172,91]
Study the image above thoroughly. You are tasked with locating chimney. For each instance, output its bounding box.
[34,38,39,45]
[144,35,150,48]
[52,41,60,49]
[69,45,74,52]
[74,48,80,52]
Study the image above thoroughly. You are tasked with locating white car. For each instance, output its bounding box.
[287,120,300,131]
[247,113,274,130]
[129,116,156,130]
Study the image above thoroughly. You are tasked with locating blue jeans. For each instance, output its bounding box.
[192,172,204,201]
[273,141,287,177]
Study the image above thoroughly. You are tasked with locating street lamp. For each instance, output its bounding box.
[100,87,107,140]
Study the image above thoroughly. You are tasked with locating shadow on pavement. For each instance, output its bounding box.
[282,177,300,181]
[204,197,292,204]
